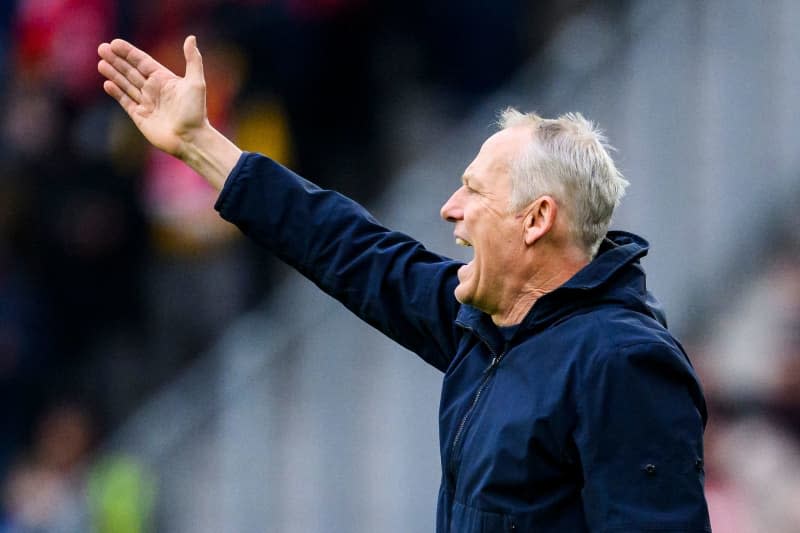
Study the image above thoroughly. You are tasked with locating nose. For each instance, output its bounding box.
[440,187,464,222]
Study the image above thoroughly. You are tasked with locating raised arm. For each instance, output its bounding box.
[98,37,463,371]
[97,36,241,189]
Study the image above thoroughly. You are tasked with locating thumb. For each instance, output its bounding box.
[183,35,205,83]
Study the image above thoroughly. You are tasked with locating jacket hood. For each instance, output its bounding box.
[456,231,661,352]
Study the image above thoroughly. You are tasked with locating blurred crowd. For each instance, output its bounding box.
[0,0,576,530]
[690,213,800,533]
[1,0,799,531]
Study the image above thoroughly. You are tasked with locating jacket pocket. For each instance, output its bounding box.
[448,499,594,532]
[449,500,519,533]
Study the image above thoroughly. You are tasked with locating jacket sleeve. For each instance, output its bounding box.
[214,152,461,372]
[575,341,711,532]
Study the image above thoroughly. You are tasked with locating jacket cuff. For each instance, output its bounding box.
[214,151,254,217]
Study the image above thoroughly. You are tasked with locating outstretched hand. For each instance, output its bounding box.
[98,36,208,159]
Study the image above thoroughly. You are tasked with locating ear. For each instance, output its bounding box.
[523,195,557,246]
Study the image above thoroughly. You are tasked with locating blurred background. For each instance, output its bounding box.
[0,0,799,531]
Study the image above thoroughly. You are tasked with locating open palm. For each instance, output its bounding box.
[98,36,207,158]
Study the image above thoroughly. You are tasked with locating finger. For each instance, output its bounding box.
[183,35,205,84]
[109,38,168,78]
[98,59,142,104]
[103,80,139,118]
[97,42,147,89]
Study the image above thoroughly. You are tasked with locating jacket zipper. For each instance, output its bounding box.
[448,327,507,487]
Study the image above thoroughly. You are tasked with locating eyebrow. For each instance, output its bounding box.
[461,173,477,187]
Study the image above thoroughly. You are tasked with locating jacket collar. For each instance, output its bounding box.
[455,231,651,351]
[556,230,649,291]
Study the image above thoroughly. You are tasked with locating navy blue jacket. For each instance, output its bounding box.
[215,153,711,532]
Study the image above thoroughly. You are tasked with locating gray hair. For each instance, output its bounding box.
[498,107,629,258]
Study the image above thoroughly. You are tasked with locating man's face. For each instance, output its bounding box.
[440,127,532,313]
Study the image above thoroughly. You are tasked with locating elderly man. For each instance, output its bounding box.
[98,36,711,532]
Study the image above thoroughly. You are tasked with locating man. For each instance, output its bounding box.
[98,36,711,532]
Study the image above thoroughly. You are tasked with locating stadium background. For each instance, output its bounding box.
[1,0,799,531]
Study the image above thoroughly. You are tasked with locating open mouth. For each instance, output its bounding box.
[455,237,473,247]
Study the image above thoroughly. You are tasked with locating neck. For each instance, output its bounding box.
[490,249,589,327]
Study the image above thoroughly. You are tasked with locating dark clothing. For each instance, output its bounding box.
[215,153,711,532]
